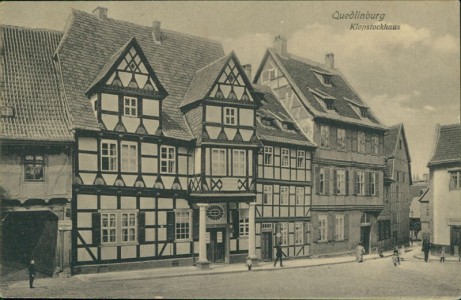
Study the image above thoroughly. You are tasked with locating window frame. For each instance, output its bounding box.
[224,107,237,125]
[281,148,290,167]
[357,131,366,153]
[449,171,461,190]
[369,172,376,196]
[295,187,304,205]
[101,212,117,245]
[121,212,137,243]
[280,222,289,246]
[357,171,365,195]
[239,209,250,237]
[101,140,118,172]
[335,214,344,241]
[121,141,138,172]
[295,222,304,245]
[336,169,346,195]
[319,168,326,194]
[337,128,346,150]
[123,96,138,117]
[100,210,138,246]
[280,186,289,205]
[24,154,45,181]
[371,135,379,154]
[175,209,192,241]
[320,125,330,148]
[232,149,246,176]
[160,145,176,174]
[263,185,273,204]
[297,150,305,168]
[212,148,227,176]
[264,146,273,166]
[318,214,328,242]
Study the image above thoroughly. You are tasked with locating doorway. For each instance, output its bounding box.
[360,226,371,254]
[450,226,460,256]
[206,228,225,263]
[260,232,273,261]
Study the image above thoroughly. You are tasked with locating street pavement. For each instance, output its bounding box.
[1,246,460,299]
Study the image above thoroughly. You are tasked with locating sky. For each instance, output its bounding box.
[1,1,459,178]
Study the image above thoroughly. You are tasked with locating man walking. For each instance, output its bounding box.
[273,242,286,267]
[422,238,431,262]
[28,259,36,288]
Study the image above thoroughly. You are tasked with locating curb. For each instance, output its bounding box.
[413,255,460,263]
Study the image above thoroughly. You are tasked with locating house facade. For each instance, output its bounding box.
[426,123,461,256]
[0,26,74,275]
[253,36,388,255]
[381,124,412,250]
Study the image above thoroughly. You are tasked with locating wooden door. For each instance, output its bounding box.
[360,226,371,254]
[206,228,225,263]
[261,232,273,261]
[450,226,460,256]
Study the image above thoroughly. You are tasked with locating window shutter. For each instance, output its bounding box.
[166,211,175,242]
[346,129,352,151]
[344,213,349,240]
[365,134,371,154]
[324,168,330,195]
[330,127,337,150]
[345,170,349,195]
[328,213,334,241]
[315,166,320,194]
[375,172,380,196]
[304,222,310,245]
[193,208,200,241]
[333,169,337,195]
[232,210,240,238]
[365,172,370,196]
[138,212,146,243]
[312,214,318,243]
[351,131,357,152]
[353,170,358,195]
[92,212,101,246]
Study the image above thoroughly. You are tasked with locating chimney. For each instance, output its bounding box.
[325,53,334,69]
[92,7,108,20]
[152,20,162,44]
[243,64,252,81]
[274,35,287,58]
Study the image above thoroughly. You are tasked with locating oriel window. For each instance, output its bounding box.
[24,155,45,181]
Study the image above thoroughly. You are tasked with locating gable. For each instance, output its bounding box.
[208,56,254,102]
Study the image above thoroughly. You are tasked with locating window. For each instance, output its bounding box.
[357,132,366,153]
[232,150,246,176]
[280,223,288,246]
[323,75,331,85]
[123,96,138,117]
[264,146,273,165]
[396,185,400,202]
[160,146,175,174]
[335,214,344,240]
[336,169,346,195]
[378,220,391,240]
[360,108,367,117]
[121,142,137,172]
[320,125,330,148]
[295,222,304,245]
[101,213,117,244]
[297,150,305,168]
[224,107,236,125]
[449,171,461,190]
[281,148,290,167]
[318,214,328,242]
[121,213,137,242]
[296,187,304,205]
[239,209,249,237]
[337,128,346,150]
[280,186,289,205]
[263,185,273,204]
[371,135,379,154]
[24,155,45,181]
[357,171,365,195]
[175,210,191,240]
[101,141,118,171]
[325,99,334,110]
[369,172,376,195]
[212,149,226,176]
[319,168,326,194]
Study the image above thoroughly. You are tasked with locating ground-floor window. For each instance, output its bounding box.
[281,223,289,245]
[175,210,192,241]
[239,209,249,237]
[100,211,138,245]
[318,214,328,242]
[295,222,304,245]
[335,214,344,241]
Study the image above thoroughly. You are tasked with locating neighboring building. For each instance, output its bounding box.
[382,124,412,249]
[426,123,461,256]
[409,176,429,241]
[0,26,73,274]
[254,86,315,260]
[1,8,316,274]
[253,36,387,255]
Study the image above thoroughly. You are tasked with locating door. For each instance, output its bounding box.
[261,232,273,261]
[360,226,371,254]
[450,226,460,256]
[206,228,225,263]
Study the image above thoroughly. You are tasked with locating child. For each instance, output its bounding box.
[440,247,445,263]
[246,256,252,271]
[392,253,399,266]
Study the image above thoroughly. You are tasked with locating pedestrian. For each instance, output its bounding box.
[246,256,252,271]
[393,246,400,265]
[28,259,36,288]
[439,247,445,263]
[399,245,405,262]
[356,242,365,263]
[422,238,431,262]
[273,242,286,267]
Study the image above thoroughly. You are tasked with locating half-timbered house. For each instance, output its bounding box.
[253,36,388,256]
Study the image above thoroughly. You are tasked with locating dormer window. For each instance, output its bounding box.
[1,106,14,118]
[325,99,334,110]
[323,75,331,85]
[282,122,294,130]
[261,117,273,126]
[360,107,367,117]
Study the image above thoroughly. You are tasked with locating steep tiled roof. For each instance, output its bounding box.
[0,26,73,142]
[254,85,315,147]
[384,124,401,157]
[181,55,230,108]
[262,49,385,130]
[56,10,224,140]
[428,123,461,166]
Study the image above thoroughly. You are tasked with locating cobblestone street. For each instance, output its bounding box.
[1,249,460,299]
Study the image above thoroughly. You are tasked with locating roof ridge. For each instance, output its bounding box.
[0,24,63,35]
[440,123,461,129]
[194,53,230,74]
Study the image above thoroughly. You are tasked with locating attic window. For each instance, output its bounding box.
[323,75,331,85]
[261,118,273,126]
[1,106,14,118]
[360,107,368,117]
[325,99,334,110]
[282,122,294,130]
